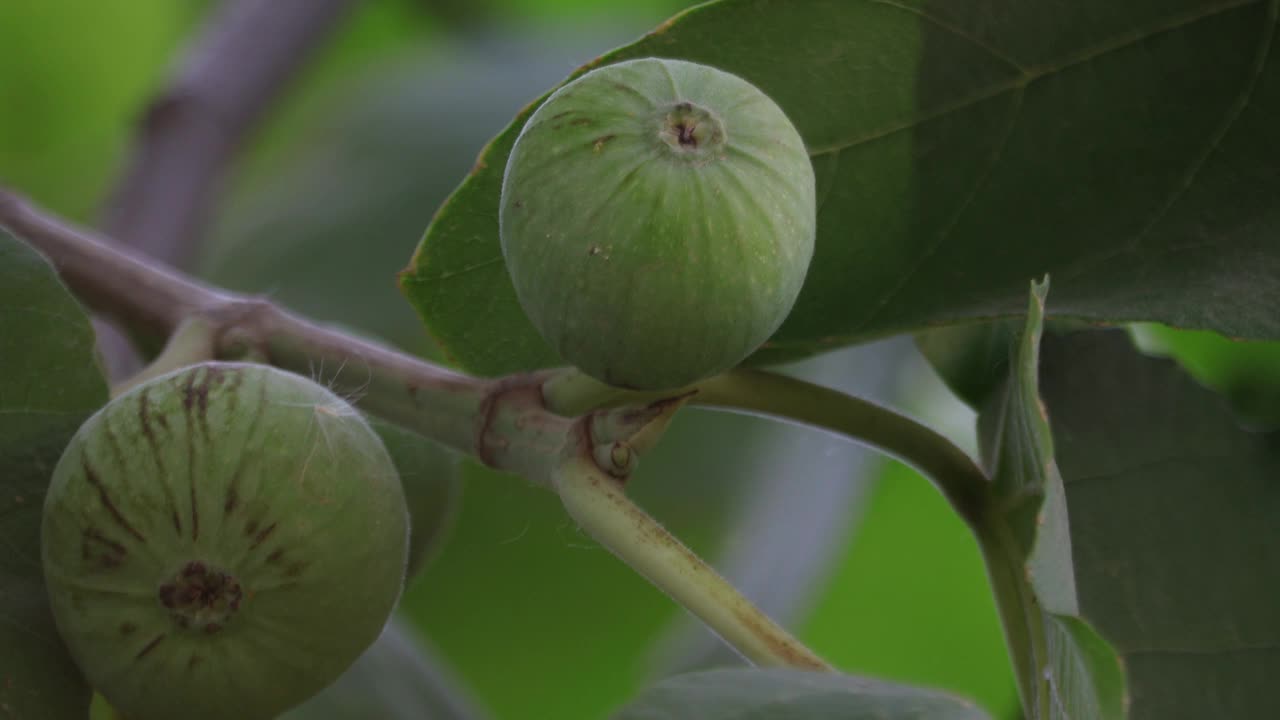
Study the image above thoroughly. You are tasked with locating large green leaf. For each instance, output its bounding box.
[971,281,1280,718]
[610,668,992,719]
[0,231,109,718]
[1032,329,1280,718]
[403,0,1280,376]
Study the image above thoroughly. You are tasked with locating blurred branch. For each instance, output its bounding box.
[103,0,357,268]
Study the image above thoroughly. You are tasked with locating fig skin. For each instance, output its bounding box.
[41,362,409,720]
[500,57,815,390]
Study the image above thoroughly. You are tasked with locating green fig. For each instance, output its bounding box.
[500,57,815,390]
[41,362,409,720]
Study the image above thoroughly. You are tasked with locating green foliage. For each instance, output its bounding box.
[1031,330,1280,718]
[610,668,993,719]
[0,2,192,219]
[934,281,1280,718]
[0,231,108,718]
[405,0,1280,377]
[3,0,1279,718]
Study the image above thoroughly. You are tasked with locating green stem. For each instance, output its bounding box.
[701,369,991,529]
[110,316,217,397]
[977,515,1051,718]
[554,441,831,671]
[543,368,990,528]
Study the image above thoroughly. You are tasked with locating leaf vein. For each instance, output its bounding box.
[855,87,1026,333]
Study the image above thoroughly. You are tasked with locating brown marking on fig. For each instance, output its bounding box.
[249,521,277,550]
[82,528,127,568]
[222,368,245,417]
[136,388,158,447]
[135,634,166,660]
[513,199,524,209]
[81,459,145,543]
[592,134,616,153]
[266,548,285,564]
[569,117,594,127]
[180,367,199,414]
[181,364,231,439]
[550,110,575,120]
[245,518,259,536]
[99,414,129,475]
[204,623,222,634]
[187,655,203,670]
[181,376,201,544]
[221,389,267,520]
[119,622,137,636]
[285,560,310,578]
[136,388,182,536]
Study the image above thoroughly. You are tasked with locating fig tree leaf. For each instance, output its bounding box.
[609,668,992,720]
[1032,329,1280,719]
[975,281,1280,718]
[0,230,108,718]
[404,0,1280,376]
[282,616,489,720]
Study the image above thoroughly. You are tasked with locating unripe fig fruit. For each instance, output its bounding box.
[500,57,815,390]
[42,362,409,720]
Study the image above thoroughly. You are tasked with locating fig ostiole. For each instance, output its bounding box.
[500,57,816,390]
[41,362,409,720]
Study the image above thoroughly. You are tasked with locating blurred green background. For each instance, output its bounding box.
[1,1,1041,718]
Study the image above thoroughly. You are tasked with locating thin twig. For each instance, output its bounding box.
[2,187,484,457]
[103,0,356,267]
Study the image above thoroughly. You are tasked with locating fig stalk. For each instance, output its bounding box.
[553,446,830,671]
